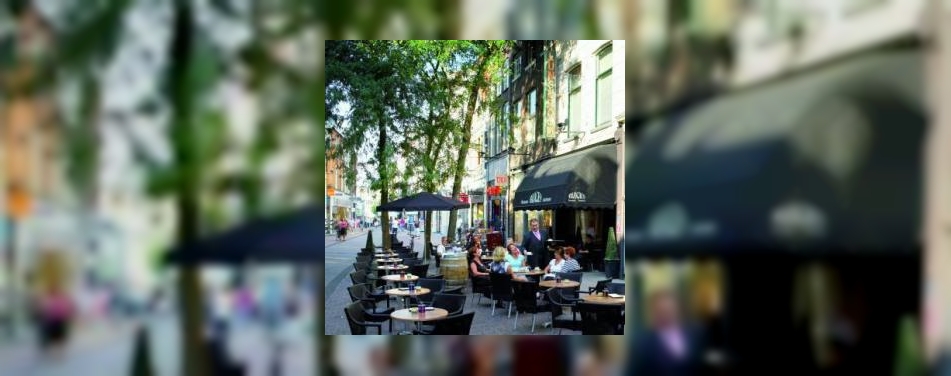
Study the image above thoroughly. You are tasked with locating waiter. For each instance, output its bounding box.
[520,218,548,268]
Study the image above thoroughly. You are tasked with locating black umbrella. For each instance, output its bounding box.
[376,192,468,212]
[164,205,324,265]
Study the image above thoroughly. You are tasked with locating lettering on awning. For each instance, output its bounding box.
[523,191,552,205]
[567,191,587,202]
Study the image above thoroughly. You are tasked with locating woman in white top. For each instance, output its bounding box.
[545,247,566,274]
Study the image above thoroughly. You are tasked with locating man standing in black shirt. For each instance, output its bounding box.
[520,218,548,268]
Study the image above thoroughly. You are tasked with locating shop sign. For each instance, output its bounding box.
[496,175,508,186]
[524,191,551,205]
[567,191,587,202]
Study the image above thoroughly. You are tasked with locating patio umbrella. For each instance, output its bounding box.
[376,192,468,212]
[164,205,324,265]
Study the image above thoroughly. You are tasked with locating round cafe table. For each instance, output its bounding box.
[539,279,581,289]
[391,307,449,333]
[375,258,402,264]
[381,274,419,283]
[515,269,545,277]
[385,287,431,308]
[376,264,409,272]
[581,294,625,305]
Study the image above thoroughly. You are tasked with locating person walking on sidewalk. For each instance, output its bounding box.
[34,284,76,359]
[337,218,349,241]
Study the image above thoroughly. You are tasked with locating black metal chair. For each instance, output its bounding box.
[411,278,445,305]
[351,270,385,290]
[582,279,613,296]
[547,288,581,334]
[413,312,475,335]
[577,302,624,335]
[409,263,431,278]
[431,293,466,316]
[347,283,390,309]
[346,284,395,332]
[403,258,424,266]
[489,273,515,317]
[512,280,547,332]
[470,274,491,304]
[607,283,625,295]
[355,255,371,264]
[344,301,383,335]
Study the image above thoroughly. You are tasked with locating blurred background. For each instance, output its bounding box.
[3,0,951,375]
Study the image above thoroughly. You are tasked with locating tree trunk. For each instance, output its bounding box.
[170,2,206,375]
[424,210,432,260]
[447,59,487,243]
[379,123,390,249]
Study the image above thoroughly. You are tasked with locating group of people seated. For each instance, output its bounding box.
[466,238,584,306]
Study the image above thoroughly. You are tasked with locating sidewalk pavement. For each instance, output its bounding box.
[0,313,314,376]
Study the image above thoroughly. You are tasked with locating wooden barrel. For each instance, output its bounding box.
[440,253,469,289]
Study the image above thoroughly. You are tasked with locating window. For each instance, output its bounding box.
[503,102,510,149]
[527,89,536,117]
[568,65,582,132]
[595,44,613,128]
[514,52,523,79]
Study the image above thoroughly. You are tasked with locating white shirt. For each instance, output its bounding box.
[436,244,446,256]
[547,259,565,273]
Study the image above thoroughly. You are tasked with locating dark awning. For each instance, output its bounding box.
[376,192,468,212]
[513,143,618,210]
[626,48,925,257]
[165,205,324,265]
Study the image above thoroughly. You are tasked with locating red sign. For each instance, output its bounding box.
[487,186,504,196]
[496,175,508,186]
[459,193,469,203]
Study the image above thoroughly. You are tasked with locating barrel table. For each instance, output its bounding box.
[440,253,469,291]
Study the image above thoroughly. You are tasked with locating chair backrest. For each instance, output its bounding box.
[344,302,369,335]
[577,302,623,335]
[489,273,514,300]
[356,255,371,263]
[432,293,466,315]
[547,287,576,307]
[403,258,423,266]
[417,278,445,294]
[349,271,362,285]
[353,262,369,273]
[346,284,362,302]
[512,280,539,312]
[607,283,625,295]
[556,272,583,285]
[591,279,612,294]
[409,264,430,277]
[431,312,476,335]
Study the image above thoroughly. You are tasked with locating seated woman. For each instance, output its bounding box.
[504,243,527,269]
[469,246,491,281]
[562,246,582,272]
[544,247,567,275]
[490,247,528,282]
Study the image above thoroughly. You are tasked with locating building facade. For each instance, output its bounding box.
[479,40,624,271]
[325,127,353,222]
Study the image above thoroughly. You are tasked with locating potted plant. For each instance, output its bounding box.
[604,227,620,279]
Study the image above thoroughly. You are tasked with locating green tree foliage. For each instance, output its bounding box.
[326,40,424,248]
